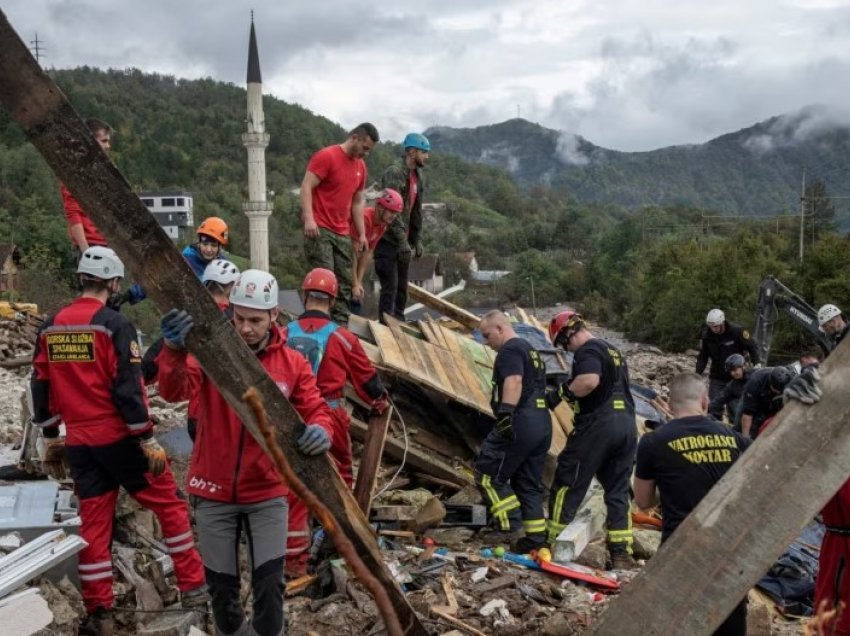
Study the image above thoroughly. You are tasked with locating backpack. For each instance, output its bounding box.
[286,320,339,375]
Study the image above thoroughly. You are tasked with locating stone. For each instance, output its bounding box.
[0,590,53,636]
[632,528,662,560]
[745,590,773,636]
[446,484,483,505]
[136,605,206,636]
[574,540,607,571]
[426,527,475,549]
[541,612,577,636]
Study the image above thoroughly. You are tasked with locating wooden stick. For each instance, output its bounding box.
[406,284,480,331]
[353,406,393,515]
[431,609,488,636]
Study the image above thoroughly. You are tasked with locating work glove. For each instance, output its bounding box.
[410,240,423,258]
[139,436,168,477]
[371,394,390,416]
[126,283,147,305]
[297,424,331,456]
[783,367,822,405]
[40,438,66,480]
[494,410,515,442]
[545,383,577,410]
[161,309,194,349]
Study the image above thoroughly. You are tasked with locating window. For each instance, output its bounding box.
[162,198,176,207]
[176,198,184,206]
[141,198,153,207]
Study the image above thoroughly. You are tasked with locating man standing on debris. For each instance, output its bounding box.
[476,310,551,553]
[374,132,430,322]
[301,123,379,325]
[157,268,334,636]
[634,372,750,635]
[351,188,404,314]
[739,366,793,438]
[283,267,389,575]
[60,118,111,261]
[547,310,638,569]
[697,308,759,416]
[708,354,751,425]
[30,247,208,635]
[783,304,850,635]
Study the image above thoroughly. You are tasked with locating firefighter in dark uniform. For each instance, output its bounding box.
[739,366,792,439]
[708,353,751,424]
[697,308,759,418]
[476,310,551,554]
[547,310,638,569]
[31,247,208,636]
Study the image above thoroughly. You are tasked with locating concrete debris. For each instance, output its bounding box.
[632,528,662,560]
[0,532,23,552]
[0,529,87,599]
[552,481,605,563]
[0,588,53,636]
[134,605,206,636]
[470,566,488,583]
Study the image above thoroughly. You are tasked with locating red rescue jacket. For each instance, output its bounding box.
[60,184,108,248]
[157,323,333,504]
[31,297,152,446]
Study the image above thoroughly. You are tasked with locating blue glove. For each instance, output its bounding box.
[161,309,193,349]
[127,283,146,305]
[297,424,331,456]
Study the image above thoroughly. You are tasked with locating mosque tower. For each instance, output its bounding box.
[242,13,273,270]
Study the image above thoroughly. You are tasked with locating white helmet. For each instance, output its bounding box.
[817,303,842,327]
[705,308,725,326]
[76,246,124,280]
[229,269,278,310]
[202,259,240,285]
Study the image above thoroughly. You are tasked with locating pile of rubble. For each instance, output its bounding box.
[0,314,40,366]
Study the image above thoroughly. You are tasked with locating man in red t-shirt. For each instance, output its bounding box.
[300,123,379,325]
[61,118,112,261]
[351,188,403,308]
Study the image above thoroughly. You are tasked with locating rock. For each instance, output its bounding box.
[446,484,483,505]
[187,628,211,636]
[0,531,23,552]
[746,591,773,636]
[541,612,577,636]
[135,605,206,636]
[1,590,53,636]
[426,527,475,549]
[480,598,510,619]
[574,540,607,570]
[632,529,662,560]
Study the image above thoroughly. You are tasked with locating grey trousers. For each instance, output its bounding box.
[193,497,288,636]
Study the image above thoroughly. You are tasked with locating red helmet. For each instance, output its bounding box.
[197,216,229,246]
[302,268,338,299]
[549,310,585,346]
[376,188,403,213]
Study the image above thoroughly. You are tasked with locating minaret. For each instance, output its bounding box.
[242,13,273,271]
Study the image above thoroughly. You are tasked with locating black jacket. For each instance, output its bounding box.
[696,321,759,380]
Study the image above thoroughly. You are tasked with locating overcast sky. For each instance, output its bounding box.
[5,0,850,151]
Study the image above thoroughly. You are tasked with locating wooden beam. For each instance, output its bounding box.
[349,417,472,489]
[590,338,850,635]
[353,406,393,515]
[0,14,426,635]
[406,283,480,331]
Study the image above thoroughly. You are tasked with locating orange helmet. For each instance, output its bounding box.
[302,268,338,299]
[549,310,585,347]
[197,217,229,246]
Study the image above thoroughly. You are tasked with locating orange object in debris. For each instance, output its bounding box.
[631,511,662,529]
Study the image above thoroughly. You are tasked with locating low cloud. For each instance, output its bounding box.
[555,133,590,166]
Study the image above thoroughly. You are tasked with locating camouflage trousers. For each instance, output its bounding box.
[304,227,353,324]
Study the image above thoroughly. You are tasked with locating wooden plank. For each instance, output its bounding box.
[348,314,375,343]
[409,336,454,394]
[515,306,531,323]
[353,406,393,515]
[423,315,450,349]
[407,283,480,331]
[370,321,408,374]
[350,417,472,488]
[590,339,850,635]
[360,340,382,366]
[437,325,492,408]
[432,345,490,411]
[417,319,445,349]
[0,21,427,635]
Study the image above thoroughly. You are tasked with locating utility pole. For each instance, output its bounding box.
[799,169,806,264]
[527,276,536,317]
[29,33,44,64]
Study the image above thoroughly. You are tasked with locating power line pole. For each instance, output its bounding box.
[29,33,44,65]
[799,169,806,264]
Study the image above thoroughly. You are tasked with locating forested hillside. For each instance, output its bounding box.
[2,67,850,361]
[426,111,850,224]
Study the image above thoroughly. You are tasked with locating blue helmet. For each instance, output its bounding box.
[402,132,430,152]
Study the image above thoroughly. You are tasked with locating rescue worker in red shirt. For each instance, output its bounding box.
[301,123,379,325]
[282,267,389,575]
[786,303,849,634]
[30,247,208,636]
[157,268,335,636]
[351,188,404,312]
[60,118,111,260]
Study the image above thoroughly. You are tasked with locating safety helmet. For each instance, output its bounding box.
[724,353,746,374]
[76,246,125,280]
[769,366,792,392]
[402,132,431,152]
[197,217,229,246]
[202,259,240,285]
[302,268,338,299]
[817,303,842,327]
[705,308,725,326]
[376,188,404,214]
[229,269,278,310]
[549,310,585,347]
